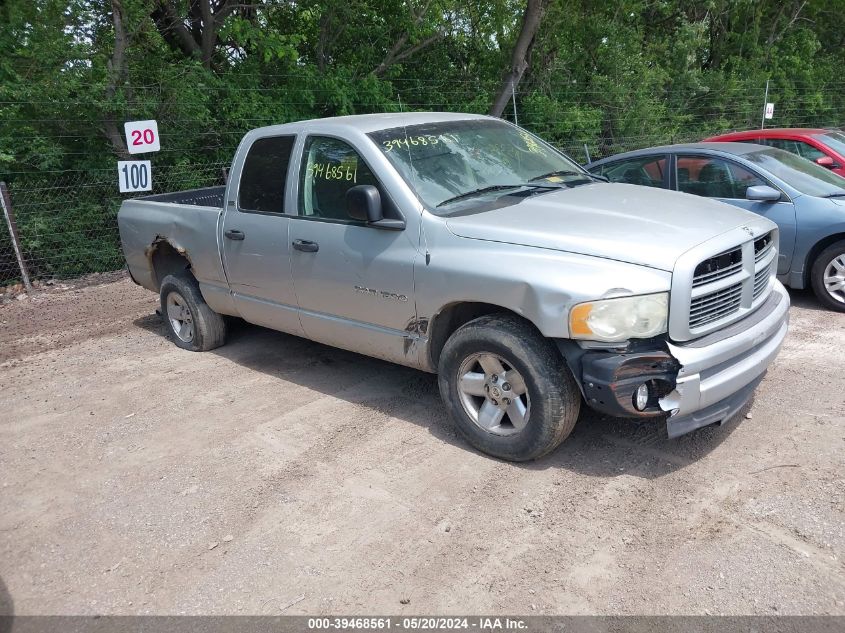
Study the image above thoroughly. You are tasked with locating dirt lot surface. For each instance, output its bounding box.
[1,275,843,615]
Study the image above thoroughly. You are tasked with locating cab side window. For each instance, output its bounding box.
[676,155,764,199]
[601,156,667,189]
[300,137,380,222]
[238,136,296,213]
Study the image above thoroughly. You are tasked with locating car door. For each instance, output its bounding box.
[220,134,305,336]
[673,153,797,274]
[288,135,420,366]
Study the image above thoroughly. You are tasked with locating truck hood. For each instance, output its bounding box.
[444,183,761,271]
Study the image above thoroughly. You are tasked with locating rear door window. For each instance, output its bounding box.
[599,156,667,188]
[676,155,765,199]
[238,136,296,214]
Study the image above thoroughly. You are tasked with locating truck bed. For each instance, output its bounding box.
[117,187,229,298]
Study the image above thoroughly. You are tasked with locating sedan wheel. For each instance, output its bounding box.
[823,254,845,304]
[811,240,845,312]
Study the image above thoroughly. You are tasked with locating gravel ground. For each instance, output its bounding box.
[1,275,843,615]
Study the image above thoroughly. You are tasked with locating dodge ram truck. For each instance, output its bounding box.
[118,112,790,461]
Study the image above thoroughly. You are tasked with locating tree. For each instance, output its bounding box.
[150,0,259,69]
[489,0,546,117]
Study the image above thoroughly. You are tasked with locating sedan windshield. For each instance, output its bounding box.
[368,119,590,210]
[743,147,845,197]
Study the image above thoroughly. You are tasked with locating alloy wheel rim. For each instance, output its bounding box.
[823,254,845,304]
[456,352,530,436]
[166,292,195,342]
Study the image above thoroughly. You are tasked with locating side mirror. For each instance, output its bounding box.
[816,156,840,169]
[346,185,384,223]
[746,185,782,202]
[345,185,405,230]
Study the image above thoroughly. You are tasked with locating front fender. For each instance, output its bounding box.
[415,230,672,341]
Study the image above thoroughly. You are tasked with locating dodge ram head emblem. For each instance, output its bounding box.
[742,226,755,237]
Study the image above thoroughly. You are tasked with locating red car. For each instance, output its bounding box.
[704,128,845,178]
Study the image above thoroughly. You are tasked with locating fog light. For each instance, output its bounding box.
[634,383,650,411]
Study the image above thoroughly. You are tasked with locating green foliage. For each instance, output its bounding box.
[1,0,844,282]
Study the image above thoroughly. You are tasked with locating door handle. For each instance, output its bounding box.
[292,239,319,253]
[224,229,245,241]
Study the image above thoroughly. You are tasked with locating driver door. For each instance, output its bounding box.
[288,135,421,366]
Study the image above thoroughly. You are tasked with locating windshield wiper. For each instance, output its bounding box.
[529,170,601,184]
[823,191,845,198]
[436,183,559,207]
[529,170,581,182]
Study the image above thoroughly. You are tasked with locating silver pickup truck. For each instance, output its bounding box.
[118,112,789,461]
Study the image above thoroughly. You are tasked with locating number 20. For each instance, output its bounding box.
[131,129,155,146]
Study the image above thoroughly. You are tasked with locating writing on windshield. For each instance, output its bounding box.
[369,119,585,211]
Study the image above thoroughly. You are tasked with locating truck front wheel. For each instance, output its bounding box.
[159,273,227,351]
[438,314,580,461]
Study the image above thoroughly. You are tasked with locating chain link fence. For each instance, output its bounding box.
[0,122,725,288]
[0,161,228,285]
[0,85,842,287]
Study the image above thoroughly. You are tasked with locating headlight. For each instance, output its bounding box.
[569,292,669,342]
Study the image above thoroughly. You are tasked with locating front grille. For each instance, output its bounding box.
[690,282,743,328]
[753,264,771,299]
[755,233,773,263]
[693,247,743,287]
[683,230,776,336]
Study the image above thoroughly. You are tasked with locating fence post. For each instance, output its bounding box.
[0,181,33,292]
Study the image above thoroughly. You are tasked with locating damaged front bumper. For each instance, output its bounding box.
[561,281,790,438]
[660,280,789,437]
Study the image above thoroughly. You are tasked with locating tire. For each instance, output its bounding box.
[437,313,581,461]
[159,272,227,351]
[810,240,845,312]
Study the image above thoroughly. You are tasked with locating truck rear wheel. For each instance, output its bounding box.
[811,240,845,312]
[438,314,580,461]
[159,273,227,351]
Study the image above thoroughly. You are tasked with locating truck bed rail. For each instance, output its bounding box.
[138,186,225,208]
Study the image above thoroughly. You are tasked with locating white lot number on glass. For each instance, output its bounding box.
[765,103,775,119]
[124,119,161,154]
[118,160,152,193]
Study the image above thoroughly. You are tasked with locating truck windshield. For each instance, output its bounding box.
[368,119,589,210]
[744,147,845,197]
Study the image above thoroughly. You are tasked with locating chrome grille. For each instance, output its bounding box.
[690,282,743,328]
[755,233,773,263]
[753,264,771,299]
[683,230,776,336]
[693,247,743,287]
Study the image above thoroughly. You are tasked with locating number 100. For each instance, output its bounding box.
[121,162,149,190]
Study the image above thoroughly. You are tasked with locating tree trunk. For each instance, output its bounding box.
[489,0,546,118]
[103,0,130,158]
[198,0,217,69]
[150,0,249,69]
[151,0,202,59]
